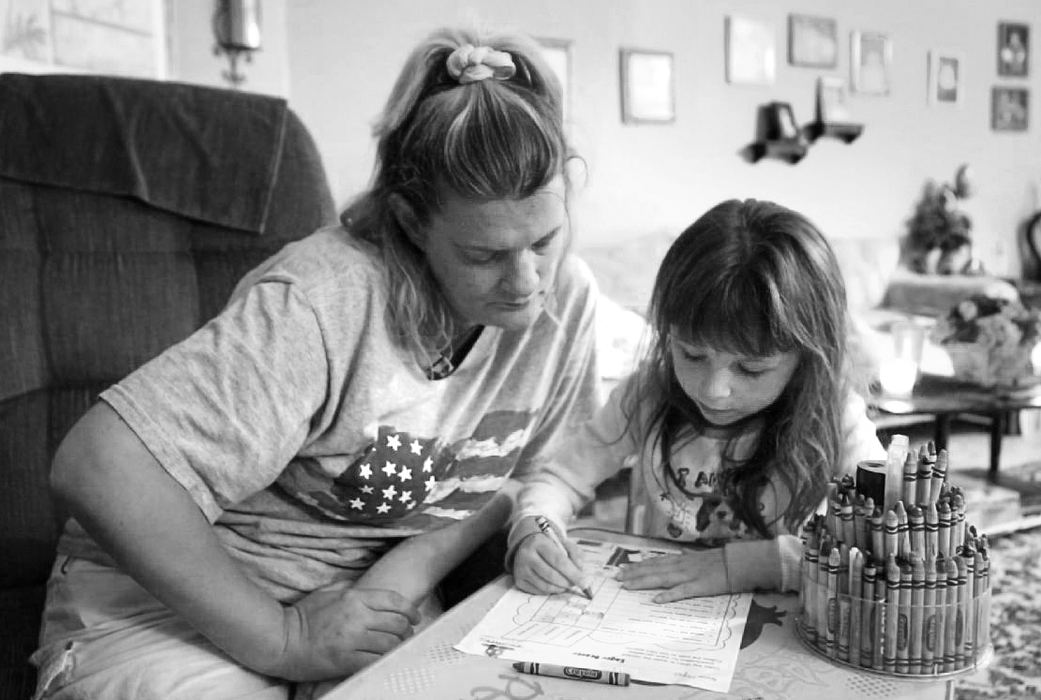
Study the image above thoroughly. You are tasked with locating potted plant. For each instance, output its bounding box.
[905,164,978,275]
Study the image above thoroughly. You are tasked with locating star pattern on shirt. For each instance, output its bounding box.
[328,427,441,521]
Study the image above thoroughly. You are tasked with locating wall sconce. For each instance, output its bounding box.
[212,0,262,88]
[748,101,809,164]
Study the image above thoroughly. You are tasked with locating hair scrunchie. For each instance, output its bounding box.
[446,44,516,84]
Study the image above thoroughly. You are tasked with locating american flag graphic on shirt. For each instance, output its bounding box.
[280,410,533,528]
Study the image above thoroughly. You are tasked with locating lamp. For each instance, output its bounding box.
[212,0,262,88]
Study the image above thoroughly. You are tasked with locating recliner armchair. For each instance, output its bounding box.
[0,73,336,699]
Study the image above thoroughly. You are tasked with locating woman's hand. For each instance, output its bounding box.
[616,548,729,603]
[511,516,586,595]
[273,583,421,681]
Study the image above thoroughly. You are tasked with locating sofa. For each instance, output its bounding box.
[0,73,337,699]
[576,230,1022,388]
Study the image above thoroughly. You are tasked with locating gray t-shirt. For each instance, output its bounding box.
[61,226,601,600]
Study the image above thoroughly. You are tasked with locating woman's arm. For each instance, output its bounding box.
[355,485,517,604]
[51,403,420,681]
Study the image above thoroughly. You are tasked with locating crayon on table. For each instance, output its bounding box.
[826,548,841,658]
[896,562,911,674]
[534,516,594,599]
[860,562,878,669]
[837,545,852,662]
[908,505,925,557]
[955,554,969,668]
[848,548,864,666]
[873,562,888,671]
[902,453,917,507]
[840,494,855,546]
[883,554,900,672]
[929,449,949,503]
[816,542,830,648]
[512,661,630,686]
[884,510,899,561]
[922,551,938,674]
[909,552,925,674]
[937,501,952,559]
[933,554,948,673]
[924,502,939,559]
[942,557,959,672]
[916,445,934,506]
[895,501,911,558]
[871,506,884,560]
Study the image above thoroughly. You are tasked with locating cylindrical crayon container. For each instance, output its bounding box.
[795,591,992,678]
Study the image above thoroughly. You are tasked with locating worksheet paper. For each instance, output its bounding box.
[455,537,752,692]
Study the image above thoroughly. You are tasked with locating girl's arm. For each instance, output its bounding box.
[354,484,517,604]
[616,535,802,601]
[51,403,421,682]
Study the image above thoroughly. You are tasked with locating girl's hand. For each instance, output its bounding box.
[273,583,421,681]
[511,516,587,595]
[616,548,729,603]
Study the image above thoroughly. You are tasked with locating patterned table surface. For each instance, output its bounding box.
[327,529,961,700]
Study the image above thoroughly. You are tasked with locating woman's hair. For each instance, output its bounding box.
[635,198,849,535]
[341,27,572,359]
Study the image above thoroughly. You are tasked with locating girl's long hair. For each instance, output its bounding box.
[634,199,848,535]
[341,27,573,361]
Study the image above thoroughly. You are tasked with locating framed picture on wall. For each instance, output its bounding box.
[620,48,674,124]
[788,14,838,68]
[850,31,892,95]
[537,37,571,122]
[992,86,1029,130]
[725,15,775,85]
[816,76,851,123]
[997,22,1029,77]
[928,50,964,106]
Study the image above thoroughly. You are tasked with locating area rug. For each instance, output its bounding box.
[953,526,1041,699]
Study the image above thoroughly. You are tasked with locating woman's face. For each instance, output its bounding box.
[669,333,799,426]
[422,176,568,331]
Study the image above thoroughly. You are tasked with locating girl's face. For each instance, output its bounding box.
[669,332,800,426]
[422,176,568,331]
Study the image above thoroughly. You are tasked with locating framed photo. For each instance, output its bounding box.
[928,51,964,106]
[725,15,776,86]
[619,49,674,124]
[850,31,892,95]
[997,22,1029,77]
[816,76,851,123]
[788,14,838,68]
[537,38,571,122]
[992,87,1029,131]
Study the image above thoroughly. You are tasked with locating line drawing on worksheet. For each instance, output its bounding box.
[502,544,741,652]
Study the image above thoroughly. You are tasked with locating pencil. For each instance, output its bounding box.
[534,516,593,599]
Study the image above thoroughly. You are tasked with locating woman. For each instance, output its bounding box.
[34,27,600,698]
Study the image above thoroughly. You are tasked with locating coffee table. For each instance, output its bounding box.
[871,373,1041,479]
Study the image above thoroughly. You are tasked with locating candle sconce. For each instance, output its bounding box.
[802,76,864,144]
[212,0,262,88]
[747,101,809,164]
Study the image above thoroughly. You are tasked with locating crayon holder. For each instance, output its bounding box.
[795,591,992,679]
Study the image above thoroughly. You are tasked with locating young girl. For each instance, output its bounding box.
[509,198,886,602]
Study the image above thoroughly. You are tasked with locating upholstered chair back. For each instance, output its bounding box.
[0,73,336,698]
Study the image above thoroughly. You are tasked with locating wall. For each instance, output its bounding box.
[173,1,1041,276]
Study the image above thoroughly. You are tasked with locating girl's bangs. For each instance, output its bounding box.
[665,275,798,357]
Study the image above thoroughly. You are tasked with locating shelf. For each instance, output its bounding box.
[803,121,864,144]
